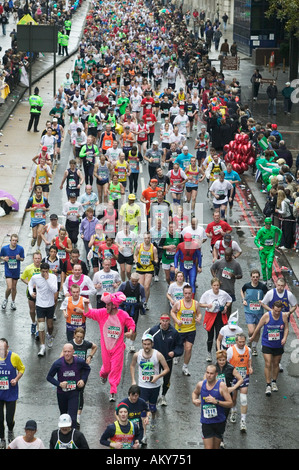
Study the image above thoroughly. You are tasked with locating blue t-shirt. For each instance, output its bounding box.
[224,170,241,184]
[0,244,25,278]
[175,153,192,171]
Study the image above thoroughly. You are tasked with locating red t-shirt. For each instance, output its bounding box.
[143,113,157,134]
[142,187,158,215]
[141,97,155,115]
[205,220,232,245]
[98,243,119,267]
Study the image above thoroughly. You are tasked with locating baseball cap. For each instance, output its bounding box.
[69,192,77,198]
[128,194,136,200]
[286,82,290,86]
[182,145,189,150]
[50,214,58,220]
[58,414,72,428]
[52,118,58,122]
[95,224,103,230]
[25,420,37,430]
[41,146,48,152]
[142,333,154,342]
[228,318,238,329]
[223,234,232,242]
[152,141,159,145]
[183,232,192,241]
[150,178,158,183]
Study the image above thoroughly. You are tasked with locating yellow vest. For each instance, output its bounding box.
[137,243,154,272]
[115,161,128,182]
[175,299,197,333]
[35,165,49,186]
[110,420,134,449]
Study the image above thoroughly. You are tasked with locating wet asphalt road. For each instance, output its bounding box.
[1,60,299,453]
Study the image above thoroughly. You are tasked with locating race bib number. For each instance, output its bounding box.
[107,325,121,339]
[203,404,218,419]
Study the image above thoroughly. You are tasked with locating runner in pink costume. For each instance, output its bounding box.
[83,292,135,399]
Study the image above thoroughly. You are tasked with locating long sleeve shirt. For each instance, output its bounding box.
[28,273,57,308]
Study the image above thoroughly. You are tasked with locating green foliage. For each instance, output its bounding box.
[266,0,299,37]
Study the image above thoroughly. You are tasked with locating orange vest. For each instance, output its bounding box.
[66,296,86,327]
[102,131,114,150]
[229,344,250,375]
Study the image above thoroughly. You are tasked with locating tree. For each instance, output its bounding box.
[266,0,299,80]
[266,0,299,37]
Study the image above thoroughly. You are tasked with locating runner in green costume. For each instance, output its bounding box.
[254,218,282,283]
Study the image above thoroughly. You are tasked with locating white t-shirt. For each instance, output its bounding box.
[214,239,242,256]
[8,436,45,449]
[181,226,207,245]
[219,324,243,348]
[93,269,121,295]
[167,281,187,305]
[199,289,232,312]
[209,179,233,204]
[106,147,122,165]
[173,114,189,135]
[115,230,137,257]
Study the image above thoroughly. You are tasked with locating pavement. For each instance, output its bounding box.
[0,18,298,281]
[0,0,90,245]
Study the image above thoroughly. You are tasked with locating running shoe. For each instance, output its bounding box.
[109,393,116,402]
[150,419,156,431]
[31,238,37,247]
[265,384,272,397]
[100,376,107,385]
[10,301,16,311]
[182,365,191,376]
[230,411,237,423]
[252,347,258,356]
[31,323,37,335]
[141,435,147,446]
[1,299,7,310]
[271,381,278,392]
[206,352,212,362]
[154,275,159,282]
[47,334,54,348]
[279,363,284,373]
[8,431,14,444]
[240,420,247,433]
[38,345,46,357]
[173,357,179,365]
[129,344,136,353]
[160,395,167,406]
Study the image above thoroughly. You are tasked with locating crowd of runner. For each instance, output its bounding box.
[0,0,299,451]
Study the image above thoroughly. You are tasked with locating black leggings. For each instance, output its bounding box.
[82,159,94,186]
[0,400,16,438]
[207,312,224,353]
[129,173,139,193]
[160,360,173,396]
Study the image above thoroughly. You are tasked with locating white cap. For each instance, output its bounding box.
[142,333,154,342]
[228,310,239,328]
[58,414,72,428]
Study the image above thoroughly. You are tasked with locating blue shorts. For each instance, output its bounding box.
[233,374,249,388]
[245,311,263,325]
[139,386,160,411]
[179,330,196,345]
